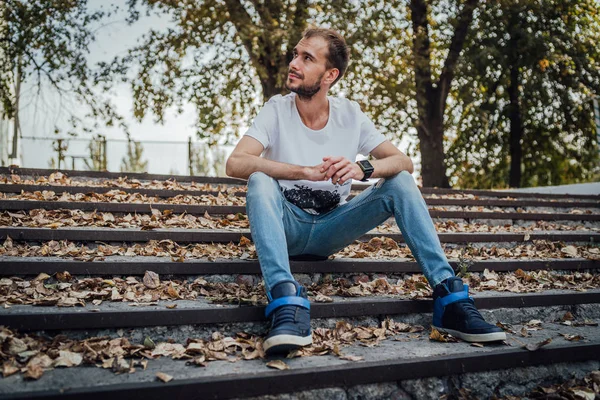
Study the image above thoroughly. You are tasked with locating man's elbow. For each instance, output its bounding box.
[225,155,237,178]
[402,155,414,175]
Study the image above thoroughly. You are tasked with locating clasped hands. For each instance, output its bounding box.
[305,156,364,185]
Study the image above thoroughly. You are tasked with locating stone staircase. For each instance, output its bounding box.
[0,166,599,399]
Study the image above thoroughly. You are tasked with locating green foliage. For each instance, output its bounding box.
[120,140,148,173]
[1,0,126,136]
[109,0,488,188]
[101,0,419,146]
[447,0,600,188]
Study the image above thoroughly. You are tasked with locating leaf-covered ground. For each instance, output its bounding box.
[1,210,597,234]
[1,315,597,384]
[2,266,599,308]
[1,236,598,262]
[2,173,240,193]
[4,191,598,217]
[0,318,427,379]
[3,172,596,209]
[1,190,245,207]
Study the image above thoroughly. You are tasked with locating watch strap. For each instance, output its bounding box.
[357,161,374,181]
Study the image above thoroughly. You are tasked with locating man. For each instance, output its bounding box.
[226,28,505,355]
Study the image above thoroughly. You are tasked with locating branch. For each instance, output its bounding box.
[248,0,277,29]
[222,0,259,58]
[437,0,479,112]
[410,0,434,134]
[284,0,309,62]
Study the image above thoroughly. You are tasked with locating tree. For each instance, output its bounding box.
[106,0,483,187]
[121,140,148,172]
[102,2,416,162]
[448,0,600,188]
[1,0,126,157]
[409,0,479,188]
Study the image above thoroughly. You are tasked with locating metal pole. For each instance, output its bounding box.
[57,139,63,169]
[102,135,107,170]
[188,136,193,176]
[592,98,600,155]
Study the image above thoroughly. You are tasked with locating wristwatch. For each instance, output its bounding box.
[356,160,374,181]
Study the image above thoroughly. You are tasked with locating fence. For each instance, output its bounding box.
[19,135,231,176]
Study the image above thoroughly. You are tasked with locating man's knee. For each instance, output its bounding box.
[383,170,420,195]
[247,172,280,199]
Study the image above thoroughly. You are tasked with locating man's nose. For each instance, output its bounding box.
[289,57,300,70]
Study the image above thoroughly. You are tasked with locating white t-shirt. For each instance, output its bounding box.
[244,93,386,214]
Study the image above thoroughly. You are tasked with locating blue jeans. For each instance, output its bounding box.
[246,171,455,293]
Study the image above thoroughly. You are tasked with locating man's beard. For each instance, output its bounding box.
[286,72,324,100]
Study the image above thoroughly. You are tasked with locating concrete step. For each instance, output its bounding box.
[2,184,599,209]
[2,168,599,399]
[1,256,596,275]
[4,208,599,234]
[1,199,599,219]
[3,166,600,201]
[2,226,598,245]
[2,289,599,331]
[0,320,598,400]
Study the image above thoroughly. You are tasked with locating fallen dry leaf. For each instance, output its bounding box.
[156,372,173,382]
[2,361,19,377]
[33,273,51,281]
[143,271,160,289]
[266,360,290,370]
[314,293,333,303]
[23,364,44,380]
[53,350,83,367]
[339,354,364,361]
[560,333,584,342]
[570,389,595,400]
[429,327,458,343]
[561,311,574,322]
[561,245,579,257]
[524,338,552,351]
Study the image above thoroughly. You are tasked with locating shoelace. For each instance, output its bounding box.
[271,305,298,326]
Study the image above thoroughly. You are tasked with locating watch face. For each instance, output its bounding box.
[358,160,373,170]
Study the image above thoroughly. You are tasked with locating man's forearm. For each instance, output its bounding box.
[371,154,414,179]
[226,152,309,180]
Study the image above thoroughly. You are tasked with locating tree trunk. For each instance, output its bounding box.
[417,112,450,187]
[260,67,286,101]
[224,0,307,103]
[411,0,477,188]
[508,62,523,188]
[506,15,523,189]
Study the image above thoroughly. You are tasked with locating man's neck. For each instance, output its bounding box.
[294,91,329,130]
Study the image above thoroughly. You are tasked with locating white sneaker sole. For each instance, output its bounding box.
[433,326,507,343]
[263,334,313,353]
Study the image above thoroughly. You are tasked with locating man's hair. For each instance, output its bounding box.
[302,27,349,87]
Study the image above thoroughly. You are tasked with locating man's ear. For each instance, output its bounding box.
[324,68,340,85]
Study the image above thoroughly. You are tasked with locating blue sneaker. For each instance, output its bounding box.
[433,277,506,342]
[263,281,312,355]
